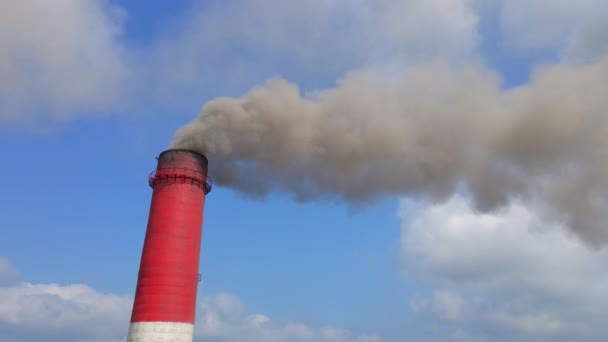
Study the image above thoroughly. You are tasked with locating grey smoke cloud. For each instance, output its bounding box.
[172,58,608,246]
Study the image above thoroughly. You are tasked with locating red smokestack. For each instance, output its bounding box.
[127,149,212,341]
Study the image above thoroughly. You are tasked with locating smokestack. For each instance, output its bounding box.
[127,149,212,342]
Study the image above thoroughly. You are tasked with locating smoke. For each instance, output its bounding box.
[172,58,608,246]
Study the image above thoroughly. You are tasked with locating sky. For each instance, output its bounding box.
[1,0,608,341]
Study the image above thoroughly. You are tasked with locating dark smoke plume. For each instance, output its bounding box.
[172,59,608,246]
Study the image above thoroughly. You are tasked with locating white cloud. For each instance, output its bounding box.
[0,258,20,286]
[0,282,131,342]
[196,292,380,342]
[174,0,479,64]
[356,0,480,63]
[433,291,464,321]
[355,336,382,342]
[498,0,608,61]
[4,0,608,130]
[400,195,608,341]
[145,0,481,104]
[0,0,481,126]
[320,326,350,340]
[0,0,128,126]
[561,16,608,63]
[0,274,379,341]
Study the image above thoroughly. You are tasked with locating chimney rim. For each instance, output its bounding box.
[159,148,208,162]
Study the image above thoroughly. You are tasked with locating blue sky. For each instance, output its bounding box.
[1,1,608,341]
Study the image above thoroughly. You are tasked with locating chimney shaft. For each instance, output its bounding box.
[127,149,211,342]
